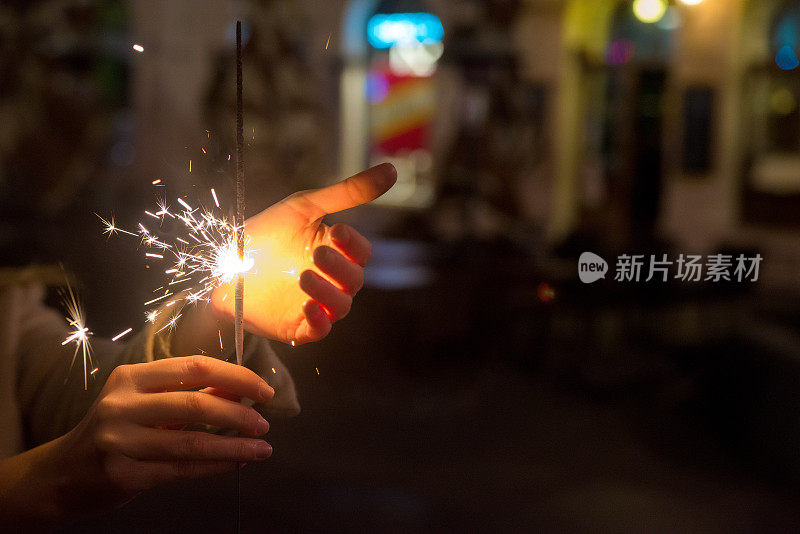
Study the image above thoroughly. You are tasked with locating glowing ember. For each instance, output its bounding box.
[111,327,133,341]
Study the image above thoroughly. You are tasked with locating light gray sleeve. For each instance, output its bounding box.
[15,284,299,448]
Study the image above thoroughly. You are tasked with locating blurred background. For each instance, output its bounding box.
[5,0,800,531]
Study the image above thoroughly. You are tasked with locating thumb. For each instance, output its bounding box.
[295,163,396,219]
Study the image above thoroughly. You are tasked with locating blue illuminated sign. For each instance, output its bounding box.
[367,12,444,49]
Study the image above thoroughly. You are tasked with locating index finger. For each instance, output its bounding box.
[127,356,274,402]
[297,163,396,219]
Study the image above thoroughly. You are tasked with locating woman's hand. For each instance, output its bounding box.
[0,356,276,522]
[210,163,396,345]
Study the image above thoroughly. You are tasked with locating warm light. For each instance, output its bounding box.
[678,0,703,5]
[213,240,256,283]
[132,44,144,53]
[633,0,667,23]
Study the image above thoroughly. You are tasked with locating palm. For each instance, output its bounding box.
[210,164,396,345]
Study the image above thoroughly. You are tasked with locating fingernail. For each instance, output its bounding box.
[259,383,275,401]
[256,415,269,435]
[254,441,272,459]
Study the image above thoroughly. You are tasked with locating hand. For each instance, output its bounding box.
[210,163,396,345]
[33,357,275,516]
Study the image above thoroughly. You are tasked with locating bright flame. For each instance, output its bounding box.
[213,240,256,283]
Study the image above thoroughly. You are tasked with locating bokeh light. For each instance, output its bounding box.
[365,71,390,103]
[633,0,668,24]
[776,45,800,70]
[606,38,635,66]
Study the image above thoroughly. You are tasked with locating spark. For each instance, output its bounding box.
[325,33,331,50]
[189,159,192,172]
[97,214,137,237]
[157,312,183,334]
[201,147,207,154]
[145,310,160,323]
[99,192,257,323]
[144,293,171,306]
[315,367,320,375]
[132,44,144,53]
[290,340,296,347]
[218,330,223,350]
[60,282,94,390]
[271,368,276,374]
[112,327,133,341]
[152,179,162,185]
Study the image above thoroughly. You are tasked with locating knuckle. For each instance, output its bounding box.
[234,440,253,460]
[352,270,365,293]
[182,433,207,459]
[104,457,139,493]
[93,427,120,453]
[108,364,131,386]
[338,297,352,319]
[184,355,211,378]
[96,394,125,423]
[184,392,206,418]
[345,179,367,205]
[243,408,260,432]
[363,241,372,263]
[172,461,199,479]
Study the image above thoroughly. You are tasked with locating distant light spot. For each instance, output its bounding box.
[132,44,144,53]
[777,45,799,70]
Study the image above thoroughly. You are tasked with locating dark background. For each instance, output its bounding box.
[4,0,800,531]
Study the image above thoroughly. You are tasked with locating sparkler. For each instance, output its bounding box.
[234,20,246,534]
[97,191,256,321]
[235,20,246,369]
[60,280,95,390]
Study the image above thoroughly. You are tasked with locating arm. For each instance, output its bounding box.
[1,356,274,526]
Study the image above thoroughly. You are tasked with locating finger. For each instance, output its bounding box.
[132,391,268,437]
[119,427,272,462]
[313,246,364,295]
[297,299,331,343]
[293,163,396,219]
[132,460,239,490]
[329,224,372,267]
[299,270,352,321]
[126,356,274,402]
[199,386,241,403]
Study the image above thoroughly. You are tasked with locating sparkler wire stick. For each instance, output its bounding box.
[235,19,245,534]
[235,20,245,368]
